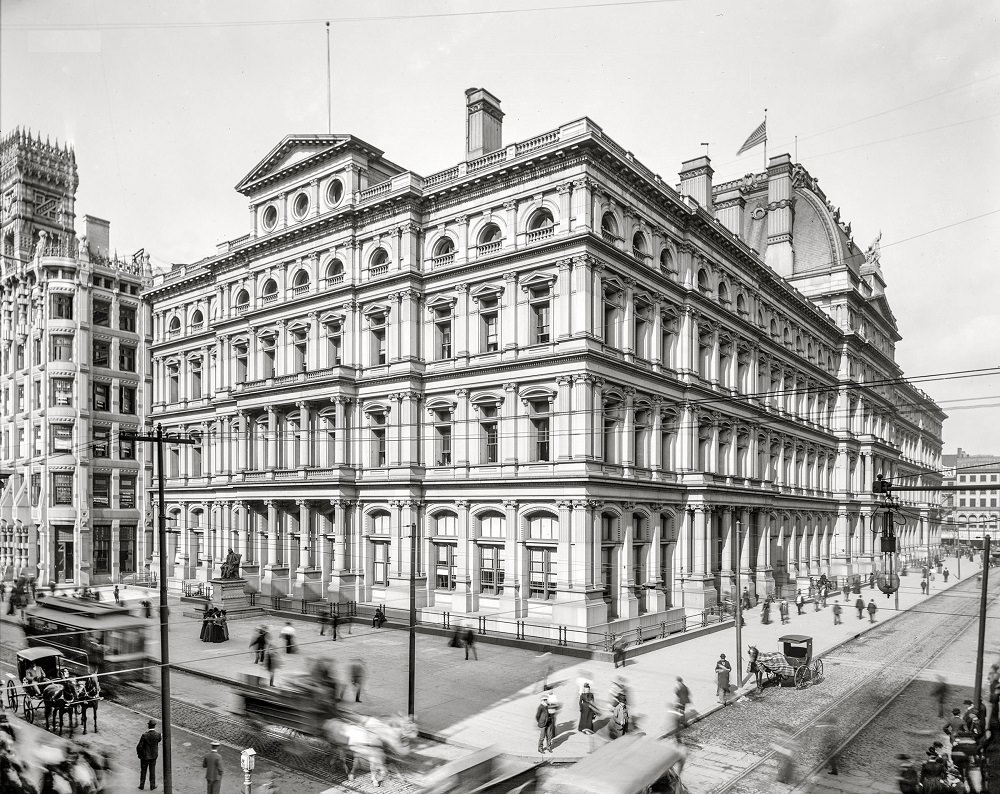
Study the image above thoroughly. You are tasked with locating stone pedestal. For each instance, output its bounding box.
[210,577,251,612]
[261,565,290,598]
[292,568,323,601]
[681,576,719,612]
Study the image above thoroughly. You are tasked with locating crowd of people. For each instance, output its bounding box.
[533,674,633,754]
[0,712,113,793]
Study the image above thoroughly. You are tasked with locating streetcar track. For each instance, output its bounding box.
[707,580,1000,794]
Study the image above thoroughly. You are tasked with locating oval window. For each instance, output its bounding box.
[262,205,278,231]
[327,178,344,206]
[293,193,309,219]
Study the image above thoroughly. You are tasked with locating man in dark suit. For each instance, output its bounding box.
[203,739,224,794]
[136,719,162,789]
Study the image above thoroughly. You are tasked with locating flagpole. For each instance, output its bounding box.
[763,108,768,169]
[325,22,332,134]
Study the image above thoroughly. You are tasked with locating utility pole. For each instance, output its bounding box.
[734,521,744,687]
[125,424,199,794]
[406,523,417,717]
[974,535,991,712]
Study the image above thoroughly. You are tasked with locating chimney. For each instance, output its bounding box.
[465,88,504,159]
[714,185,745,239]
[765,154,795,277]
[678,156,714,215]
[83,215,110,258]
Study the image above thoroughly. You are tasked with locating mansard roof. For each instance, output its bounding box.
[234,134,389,196]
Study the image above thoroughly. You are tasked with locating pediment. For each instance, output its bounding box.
[235,134,383,195]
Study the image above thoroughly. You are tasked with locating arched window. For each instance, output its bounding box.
[234,289,250,312]
[325,258,344,283]
[660,249,676,276]
[718,281,731,305]
[632,232,648,259]
[168,316,181,335]
[478,223,503,250]
[527,209,555,241]
[262,279,278,303]
[697,269,711,294]
[432,237,456,259]
[736,293,748,316]
[370,248,389,271]
[190,309,204,329]
[601,212,619,241]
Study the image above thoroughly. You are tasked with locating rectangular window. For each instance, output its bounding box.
[33,336,41,365]
[93,525,111,574]
[16,344,25,369]
[93,426,110,457]
[481,299,499,352]
[602,547,614,603]
[372,542,390,586]
[370,315,387,366]
[93,300,111,327]
[51,334,74,362]
[93,339,110,367]
[190,360,202,399]
[53,472,74,505]
[120,385,136,414]
[51,378,74,407]
[435,544,456,590]
[93,474,111,507]
[326,324,343,366]
[435,410,452,465]
[51,424,74,453]
[120,305,137,332]
[234,347,248,384]
[32,380,41,409]
[33,425,42,457]
[51,294,74,319]
[528,548,556,599]
[435,308,453,360]
[479,545,505,595]
[480,404,498,464]
[93,383,110,411]
[119,344,136,372]
[119,475,136,509]
[530,401,551,462]
[260,337,276,378]
[119,434,135,460]
[30,473,41,507]
[119,525,136,574]
[530,287,551,344]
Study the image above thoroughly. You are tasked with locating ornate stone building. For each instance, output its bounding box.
[940,449,1000,550]
[0,129,152,586]
[145,89,944,638]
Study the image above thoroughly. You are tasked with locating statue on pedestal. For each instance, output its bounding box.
[219,548,242,580]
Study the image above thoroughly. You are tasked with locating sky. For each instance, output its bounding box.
[3,0,999,459]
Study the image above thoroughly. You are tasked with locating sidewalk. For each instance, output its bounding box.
[2,553,983,763]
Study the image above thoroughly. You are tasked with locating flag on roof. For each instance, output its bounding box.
[736,119,767,156]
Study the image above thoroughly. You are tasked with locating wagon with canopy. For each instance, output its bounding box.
[748,634,824,690]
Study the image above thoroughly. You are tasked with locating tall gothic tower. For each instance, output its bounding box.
[1,128,79,262]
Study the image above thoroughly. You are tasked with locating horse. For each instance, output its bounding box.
[320,714,416,787]
[76,674,101,734]
[42,678,76,734]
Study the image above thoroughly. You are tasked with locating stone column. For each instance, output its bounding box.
[556,258,572,340]
[501,272,518,352]
[502,500,523,619]
[453,500,474,613]
[501,383,519,467]
[755,511,775,599]
[719,506,735,602]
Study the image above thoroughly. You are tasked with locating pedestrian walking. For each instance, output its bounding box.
[813,589,821,612]
[674,677,691,728]
[203,740,224,794]
[867,599,877,623]
[832,600,843,625]
[610,693,629,739]
[250,626,268,664]
[113,585,120,605]
[264,647,280,686]
[536,694,554,753]
[741,587,752,611]
[795,590,804,615]
[319,606,330,636]
[0,581,5,602]
[463,626,478,660]
[931,675,948,718]
[136,718,162,790]
[280,621,296,653]
[578,683,597,734]
[920,579,927,595]
[761,598,772,624]
[817,719,840,775]
[855,596,865,620]
[943,567,950,583]
[715,653,732,705]
[613,640,626,668]
[779,599,789,625]
[349,658,365,702]
[771,727,797,784]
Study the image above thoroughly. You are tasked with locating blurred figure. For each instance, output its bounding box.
[280,621,297,653]
[771,727,796,784]
[932,674,948,718]
[674,677,691,728]
[463,625,478,661]
[897,753,921,794]
[578,683,597,734]
[816,718,840,775]
[264,647,281,686]
[536,651,554,692]
[349,658,366,703]
[250,626,268,664]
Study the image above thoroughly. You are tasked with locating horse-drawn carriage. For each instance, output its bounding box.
[5,647,102,735]
[748,634,824,690]
[233,667,416,788]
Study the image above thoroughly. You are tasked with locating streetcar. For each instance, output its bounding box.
[22,595,150,684]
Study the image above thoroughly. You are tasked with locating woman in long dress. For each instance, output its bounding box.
[578,683,597,733]
[200,608,215,642]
